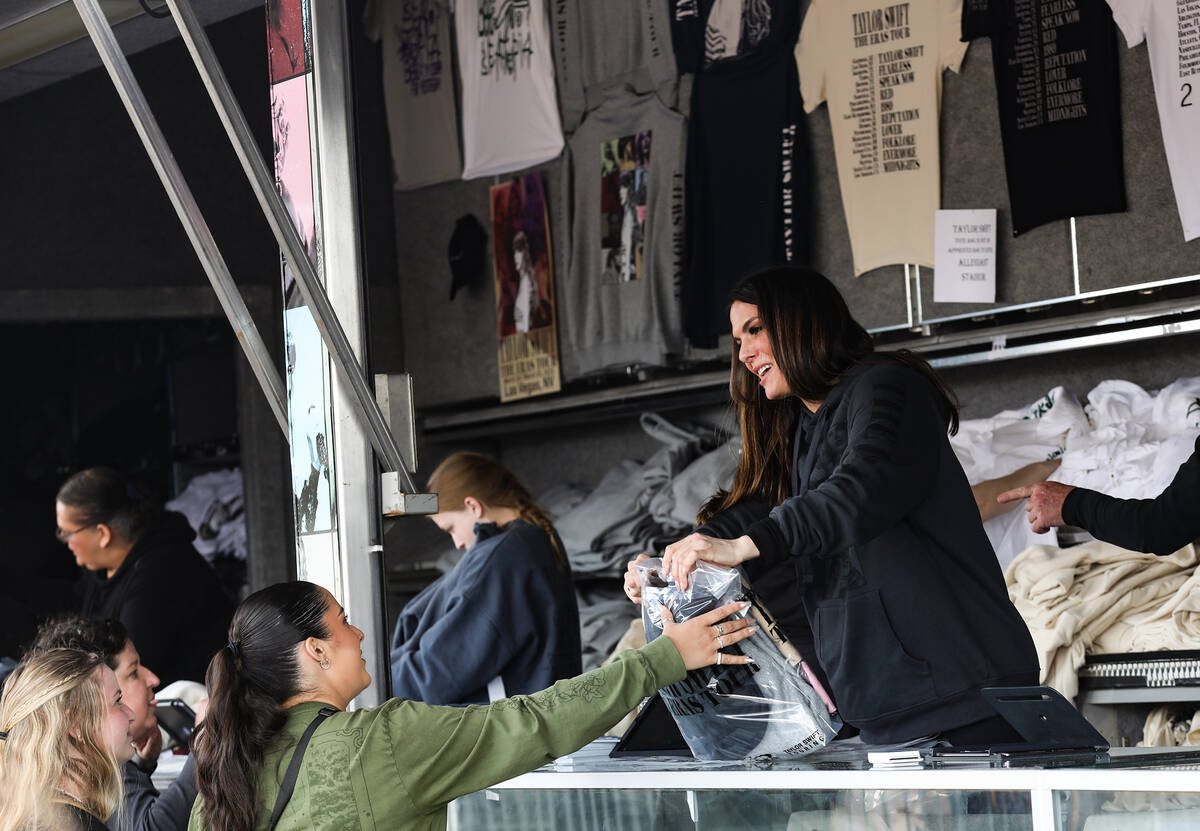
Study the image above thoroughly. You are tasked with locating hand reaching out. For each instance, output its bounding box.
[997,480,1075,534]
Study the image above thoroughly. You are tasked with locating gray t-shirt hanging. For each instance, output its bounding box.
[549,0,679,133]
[561,89,687,377]
[365,0,461,190]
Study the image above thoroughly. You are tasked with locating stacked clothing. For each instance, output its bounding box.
[551,412,740,668]
[1005,540,1199,701]
[164,468,247,562]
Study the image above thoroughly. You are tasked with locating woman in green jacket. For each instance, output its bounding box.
[188,581,753,831]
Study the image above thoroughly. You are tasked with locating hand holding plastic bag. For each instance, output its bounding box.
[637,558,841,761]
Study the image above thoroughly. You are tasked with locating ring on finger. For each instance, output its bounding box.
[716,652,723,666]
[715,623,725,636]
[716,634,724,648]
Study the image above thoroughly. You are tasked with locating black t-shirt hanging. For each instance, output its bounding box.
[985,0,1126,235]
[670,0,808,348]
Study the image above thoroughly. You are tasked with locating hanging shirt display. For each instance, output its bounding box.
[454,0,564,179]
[561,88,687,377]
[980,0,1126,235]
[1106,0,1200,241]
[365,0,461,190]
[670,0,805,347]
[549,0,678,134]
[682,50,807,348]
[796,0,968,276]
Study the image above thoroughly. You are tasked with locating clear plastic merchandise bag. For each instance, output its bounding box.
[637,558,841,762]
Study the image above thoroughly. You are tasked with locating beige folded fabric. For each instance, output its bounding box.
[1005,541,1199,700]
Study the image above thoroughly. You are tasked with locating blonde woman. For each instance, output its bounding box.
[0,648,135,830]
[389,452,581,705]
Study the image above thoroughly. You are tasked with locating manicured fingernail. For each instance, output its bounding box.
[748,626,759,634]
[740,602,751,610]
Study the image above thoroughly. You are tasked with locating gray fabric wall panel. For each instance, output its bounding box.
[945,334,1200,421]
[392,159,567,408]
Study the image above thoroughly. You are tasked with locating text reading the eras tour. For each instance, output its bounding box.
[849,3,922,179]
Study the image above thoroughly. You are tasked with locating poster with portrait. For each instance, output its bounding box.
[490,172,561,402]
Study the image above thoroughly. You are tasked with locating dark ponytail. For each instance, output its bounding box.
[56,467,157,542]
[191,582,330,831]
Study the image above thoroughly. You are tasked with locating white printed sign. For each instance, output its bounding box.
[934,209,997,303]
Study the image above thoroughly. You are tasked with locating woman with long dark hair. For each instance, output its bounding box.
[56,467,233,686]
[625,266,1039,746]
[189,580,753,831]
[390,452,581,705]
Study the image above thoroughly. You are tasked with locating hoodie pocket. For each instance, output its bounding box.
[816,589,936,722]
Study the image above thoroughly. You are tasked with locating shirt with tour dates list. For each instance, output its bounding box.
[796,0,967,276]
[1106,0,1200,241]
[973,0,1126,235]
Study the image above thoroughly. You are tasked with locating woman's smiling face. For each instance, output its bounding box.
[731,301,792,400]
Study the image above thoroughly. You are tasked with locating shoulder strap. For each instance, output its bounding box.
[266,706,338,831]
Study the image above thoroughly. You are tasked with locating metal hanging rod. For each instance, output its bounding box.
[71,0,289,436]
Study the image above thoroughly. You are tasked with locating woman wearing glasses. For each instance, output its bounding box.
[56,467,233,686]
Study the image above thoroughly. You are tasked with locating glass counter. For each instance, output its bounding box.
[448,739,1200,831]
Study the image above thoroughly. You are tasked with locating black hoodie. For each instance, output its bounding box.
[80,511,233,686]
[704,360,1039,744]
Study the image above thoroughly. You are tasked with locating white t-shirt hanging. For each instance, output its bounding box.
[365,0,462,190]
[796,0,967,276]
[455,0,565,179]
[1106,0,1200,241]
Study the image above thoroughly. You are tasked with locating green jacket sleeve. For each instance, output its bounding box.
[393,635,686,812]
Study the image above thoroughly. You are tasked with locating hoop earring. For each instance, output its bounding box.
[320,658,331,670]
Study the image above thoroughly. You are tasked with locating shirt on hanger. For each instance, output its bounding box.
[549,0,678,134]
[980,0,1126,235]
[1106,0,1200,241]
[560,89,687,377]
[797,0,967,275]
[454,0,564,179]
[683,48,808,348]
[365,0,462,190]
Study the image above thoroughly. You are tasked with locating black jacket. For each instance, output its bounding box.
[80,511,233,686]
[1063,434,1200,556]
[105,757,197,831]
[705,361,1039,744]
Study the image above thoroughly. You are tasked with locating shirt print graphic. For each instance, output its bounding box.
[1010,0,1091,130]
[478,0,534,78]
[396,0,445,95]
[600,131,652,284]
[705,0,773,64]
[1182,0,1200,89]
[848,2,923,177]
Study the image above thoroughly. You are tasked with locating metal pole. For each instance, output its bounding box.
[163,0,417,492]
[71,0,290,436]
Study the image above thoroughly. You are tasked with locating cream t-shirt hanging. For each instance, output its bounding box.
[455,0,565,179]
[796,0,967,276]
[1107,0,1200,241]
